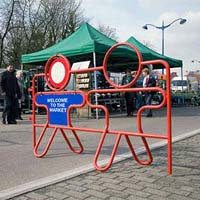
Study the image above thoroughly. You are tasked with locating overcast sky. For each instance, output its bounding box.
[81,0,200,75]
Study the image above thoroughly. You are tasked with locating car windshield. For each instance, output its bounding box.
[171,80,188,86]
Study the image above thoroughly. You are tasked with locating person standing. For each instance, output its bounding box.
[16,70,24,120]
[122,68,136,117]
[142,68,156,117]
[0,64,21,124]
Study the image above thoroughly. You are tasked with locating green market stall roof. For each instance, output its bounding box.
[21,23,136,65]
[21,23,182,72]
[126,36,182,68]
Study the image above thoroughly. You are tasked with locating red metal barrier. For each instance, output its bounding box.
[29,42,172,174]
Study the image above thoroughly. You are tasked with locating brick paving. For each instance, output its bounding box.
[9,133,200,200]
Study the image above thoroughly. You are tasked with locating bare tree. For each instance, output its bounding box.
[0,0,85,67]
[98,24,118,41]
[42,0,84,47]
[0,0,16,67]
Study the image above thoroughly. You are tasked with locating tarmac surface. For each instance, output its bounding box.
[0,106,200,199]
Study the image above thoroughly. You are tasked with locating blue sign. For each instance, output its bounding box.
[36,93,84,126]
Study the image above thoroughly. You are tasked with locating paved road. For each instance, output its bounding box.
[0,106,200,196]
[8,132,200,200]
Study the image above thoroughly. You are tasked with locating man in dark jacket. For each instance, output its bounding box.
[122,69,136,117]
[142,68,156,117]
[0,64,21,124]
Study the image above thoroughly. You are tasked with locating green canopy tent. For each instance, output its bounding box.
[22,22,115,65]
[21,27,182,69]
[126,36,182,69]
[21,23,137,118]
[21,23,136,66]
[126,36,187,95]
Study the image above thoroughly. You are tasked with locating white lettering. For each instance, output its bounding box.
[57,103,65,107]
[49,108,67,112]
[47,97,68,103]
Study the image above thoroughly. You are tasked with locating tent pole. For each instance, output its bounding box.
[93,52,98,119]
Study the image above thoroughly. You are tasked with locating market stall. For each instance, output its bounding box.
[21,23,183,117]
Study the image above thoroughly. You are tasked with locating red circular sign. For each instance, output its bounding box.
[45,55,71,91]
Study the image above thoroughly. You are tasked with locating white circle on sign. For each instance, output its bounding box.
[50,62,65,84]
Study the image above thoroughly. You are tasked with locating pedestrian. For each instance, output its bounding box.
[142,68,156,117]
[0,64,21,124]
[122,68,136,117]
[16,70,24,120]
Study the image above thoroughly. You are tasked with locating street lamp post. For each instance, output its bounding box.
[143,18,187,74]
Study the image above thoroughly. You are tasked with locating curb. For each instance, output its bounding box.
[1,128,200,200]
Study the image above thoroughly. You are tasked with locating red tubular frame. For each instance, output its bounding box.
[29,42,172,174]
[33,89,85,157]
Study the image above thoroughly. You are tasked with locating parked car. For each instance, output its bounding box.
[171,77,189,92]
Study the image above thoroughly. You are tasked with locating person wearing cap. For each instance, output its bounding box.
[0,64,21,124]
[122,68,136,117]
[142,68,156,117]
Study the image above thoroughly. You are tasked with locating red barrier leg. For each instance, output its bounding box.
[94,131,122,172]
[60,128,83,154]
[34,127,58,158]
[125,135,153,165]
